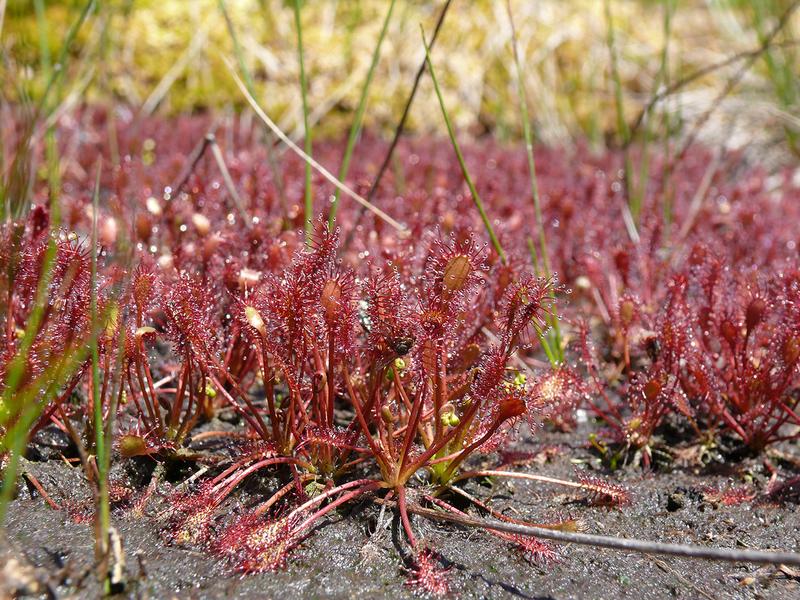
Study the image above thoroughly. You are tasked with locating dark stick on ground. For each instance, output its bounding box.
[170,130,218,197]
[404,504,800,567]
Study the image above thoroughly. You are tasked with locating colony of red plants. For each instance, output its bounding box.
[2,107,799,593]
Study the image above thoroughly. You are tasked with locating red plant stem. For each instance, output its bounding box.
[433,340,446,440]
[210,452,270,486]
[130,366,161,436]
[170,360,190,430]
[717,408,749,443]
[208,353,272,436]
[334,364,385,468]
[389,385,434,446]
[138,343,165,431]
[29,373,82,439]
[257,347,281,444]
[327,334,336,430]
[254,474,316,517]
[176,367,202,442]
[296,483,380,533]
[440,417,508,482]
[396,485,417,548]
[189,430,252,442]
[23,472,60,510]
[446,485,564,529]
[126,371,150,430]
[208,373,270,440]
[400,386,486,483]
[290,478,381,522]
[397,384,427,477]
[342,364,390,469]
[306,333,327,423]
[212,457,309,500]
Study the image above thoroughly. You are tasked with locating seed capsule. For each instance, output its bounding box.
[135,326,156,339]
[784,336,800,364]
[443,255,472,293]
[619,299,635,327]
[720,320,738,346]
[192,212,211,236]
[643,378,662,402]
[245,306,266,336]
[320,278,343,321]
[238,268,261,290]
[745,298,766,333]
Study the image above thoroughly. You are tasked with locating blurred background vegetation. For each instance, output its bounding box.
[1,0,799,160]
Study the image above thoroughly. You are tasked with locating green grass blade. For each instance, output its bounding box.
[33,0,52,81]
[218,0,288,223]
[659,0,676,230]
[506,0,563,366]
[506,1,548,274]
[218,0,254,92]
[328,0,396,227]
[294,0,314,245]
[421,26,506,264]
[604,0,639,228]
[0,346,90,525]
[37,0,96,116]
[89,162,111,593]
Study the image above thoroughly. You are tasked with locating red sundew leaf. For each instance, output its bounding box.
[497,446,562,467]
[164,481,219,546]
[131,262,158,315]
[213,512,303,573]
[499,273,554,351]
[63,498,94,524]
[506,534,559,565]
[702,486,756,506]
[574,470,630,507]
[160,273,221,363]
[405,548,450,596]
[766,475,800,504]
[361,268,418,359]
[301,426,362,451]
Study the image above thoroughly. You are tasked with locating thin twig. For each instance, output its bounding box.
[170,130,218,197]
[217,0,288,222]
[139,22,209,116]
[224,57,407,233]
[343,0,453,249]
[421,25,506,263]
[208,134,252,228]
[627,39,800,143]
[673,0,800,163]
[22,471,60,510]
[328,0,396,226]
[676,147,723,242]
